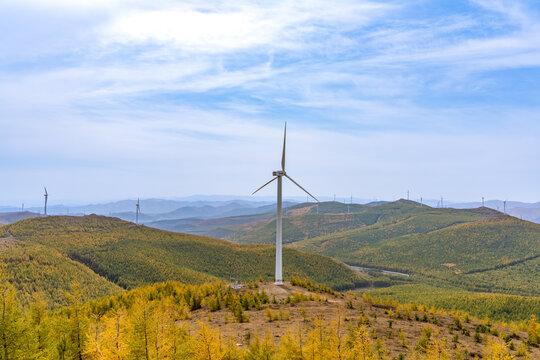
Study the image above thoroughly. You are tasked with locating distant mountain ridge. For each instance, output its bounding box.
[4,197,540,223]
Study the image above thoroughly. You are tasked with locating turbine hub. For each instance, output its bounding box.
[273,170,286,176]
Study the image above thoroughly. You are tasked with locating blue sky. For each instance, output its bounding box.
[1,0,540,205]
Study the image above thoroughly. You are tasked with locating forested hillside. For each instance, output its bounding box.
[225,200,496,245]
[0,278,538,360]
[148,200,539,297]
[0,215,362,306]
[292,209,540,296]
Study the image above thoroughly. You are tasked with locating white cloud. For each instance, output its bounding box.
[100,1,394,54]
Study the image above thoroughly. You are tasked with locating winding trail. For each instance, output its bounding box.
[348,264,410,277]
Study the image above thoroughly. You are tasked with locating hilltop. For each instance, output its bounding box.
[0,215,362,306]
[0,211,41,225]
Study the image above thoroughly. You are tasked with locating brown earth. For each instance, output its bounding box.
[187,282,538,358]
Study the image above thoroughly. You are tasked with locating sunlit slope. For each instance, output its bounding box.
[0,227,122,306]
[291,206,540,295]
[3,215,362,299]
[291,205,499,260]
[365,283,540,322]
[352,217,539,273]
[234,200,493,245]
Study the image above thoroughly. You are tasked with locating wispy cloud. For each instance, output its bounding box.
[1,0,540,203]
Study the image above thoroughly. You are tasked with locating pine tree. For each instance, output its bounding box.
[348,325,375,360]
[65,283,87,360]
[482,338,514,360]
[128,297,154,360]
[278,329,304,360]
[0,280,24,360]
[24,296,52,359]
[328,314,350,360]
[100,309,129,360]
[193,322,223,360]
[84,313,104,359]
[245,333,275,360]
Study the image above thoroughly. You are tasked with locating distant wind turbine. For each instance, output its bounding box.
[136,198,140,225]
[43,187,48,216]
[252,123,318,285]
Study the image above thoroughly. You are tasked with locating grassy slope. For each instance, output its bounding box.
[2,215,362,305]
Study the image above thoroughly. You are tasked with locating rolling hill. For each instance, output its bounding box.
[289,202,540,296]
[226,200,496,245]
[0,215,363,306]
[169,199,539,296]
[148,201,379,242]
[0,211,41,225]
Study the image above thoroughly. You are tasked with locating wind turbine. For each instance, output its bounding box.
[135,198,140,225]
[252,123,318,285]
[43,187,48,216]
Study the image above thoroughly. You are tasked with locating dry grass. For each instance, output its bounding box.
[187,282,539,358]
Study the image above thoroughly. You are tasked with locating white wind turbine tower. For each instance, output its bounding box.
[135,198,140,225]
[252,123,318,285]
[43,187,48,216]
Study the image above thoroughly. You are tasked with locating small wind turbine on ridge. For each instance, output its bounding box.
[136,198,140,225]
[252,122,318,285]
[43,187,48,216]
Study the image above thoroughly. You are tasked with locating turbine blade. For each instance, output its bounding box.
[285,174,318,202]
[44,187,47,196]
[252,177,278,195]
[281,122,287,171]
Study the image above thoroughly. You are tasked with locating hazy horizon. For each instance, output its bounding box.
[2,194,537,210]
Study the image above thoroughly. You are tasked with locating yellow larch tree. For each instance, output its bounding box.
[193,322,223,360]
[99,309,130,360]
[482,338,515,360]
[348,325,376,360]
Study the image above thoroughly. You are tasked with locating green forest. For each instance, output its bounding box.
[365,284,540,323]
[0,215,362,306]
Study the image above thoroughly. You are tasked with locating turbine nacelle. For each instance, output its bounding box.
[272,170,286,176]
